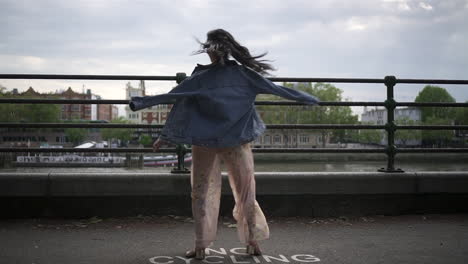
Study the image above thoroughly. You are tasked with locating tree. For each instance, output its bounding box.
[415,85,456,122]
[455,102,468,125]
[421,117,454,147]
[139,134,153,146]
[20,103,61,123]
[1,87,61,143]
[101,117,134,146]
[414,85,456,146]
[64,127,88,146]
[357,122,383,144]
[358,130,382,144]
[256,82,359,146]
[454,101,468,146]
[395,116,421,146]
[0,89,60,123]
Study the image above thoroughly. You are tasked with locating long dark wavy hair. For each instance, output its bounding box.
[193,29,275,75]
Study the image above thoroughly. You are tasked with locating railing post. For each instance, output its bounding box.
[379,76,404,173]
[171,144,190,173]
[171,72,190,174]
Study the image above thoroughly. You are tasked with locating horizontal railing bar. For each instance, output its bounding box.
[256,101,385,106]
[252,148,386,153]
[2,99,467,108]
[267,124,385,129]
[2,123,467,130]
[0,99,130,104]
[268,77,385,83]
[396,79,468,85]
[397,125,468,130]
[0,74,178,81]
[0,123,164,128]
[0,123,385,129]
[255,148,468,153]
[2,74,467,84]
[396,102,468,107]
[2,147,468,153]
[0,74,385,83]
[269,77,468,85]
[397,148,468,153]
[0,148,386,153]
[0,98,386,106]
[0,148,173,153]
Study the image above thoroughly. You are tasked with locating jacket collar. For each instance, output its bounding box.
[196,60,238,70]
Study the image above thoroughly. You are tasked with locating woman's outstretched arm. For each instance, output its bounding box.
[241,67,320,105]
[129,73,201,111]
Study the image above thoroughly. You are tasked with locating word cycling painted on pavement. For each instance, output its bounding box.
[149,247,320,264]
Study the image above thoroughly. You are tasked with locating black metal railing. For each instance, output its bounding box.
[1,73,467,173]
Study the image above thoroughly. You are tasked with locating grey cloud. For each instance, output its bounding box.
[1,0,467,103]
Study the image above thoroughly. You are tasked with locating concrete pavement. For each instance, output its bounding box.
[1,214,467,264]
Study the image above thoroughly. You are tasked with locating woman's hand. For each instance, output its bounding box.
[152,138,163,152]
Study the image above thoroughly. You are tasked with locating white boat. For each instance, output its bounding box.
[143,154,192,166]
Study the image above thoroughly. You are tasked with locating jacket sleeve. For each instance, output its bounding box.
[129,74,199,111]
[241,67,320,105]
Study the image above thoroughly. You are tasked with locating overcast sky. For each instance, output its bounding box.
[1,0,467,116]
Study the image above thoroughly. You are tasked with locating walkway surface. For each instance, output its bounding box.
[1,214,467,264]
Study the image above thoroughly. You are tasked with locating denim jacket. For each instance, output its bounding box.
[130,60,320,148]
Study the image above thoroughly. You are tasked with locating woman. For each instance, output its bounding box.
[130,29,319,260]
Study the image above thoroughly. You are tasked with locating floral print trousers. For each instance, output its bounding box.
[191,143,270,248]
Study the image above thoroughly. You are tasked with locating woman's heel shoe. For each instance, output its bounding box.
[246,244,262,256]
[185,248,205,260]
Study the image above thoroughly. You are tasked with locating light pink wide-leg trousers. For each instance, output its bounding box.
[190,143,269,248]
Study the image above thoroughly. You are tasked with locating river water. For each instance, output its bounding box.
[2,154,467,173]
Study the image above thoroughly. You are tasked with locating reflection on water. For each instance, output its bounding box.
[254,160,468,172]
[2,160,467,173]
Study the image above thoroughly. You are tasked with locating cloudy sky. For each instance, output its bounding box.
[1,0,467,116]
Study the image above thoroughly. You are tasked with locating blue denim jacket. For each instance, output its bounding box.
[130,60,320,147]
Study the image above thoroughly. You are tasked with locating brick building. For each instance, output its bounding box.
[1,87,119,147]
[11,87,118,121]
[92,94,119,121]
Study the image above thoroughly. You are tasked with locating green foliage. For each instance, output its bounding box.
[414,85,457,146]
[415,85,456,122]
[421,117,453,147]
[1,87,61,137]
[357,122,383,144]
[455,101,468,125]
[395,116,421,145]
[64,126,88,146]
[455,102,468,146]
[256,82,359,145]
[101,117,133,142]
[0,91,60,123]
[358,130,382,144]
[139,134,153,146]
